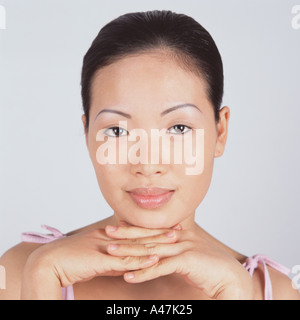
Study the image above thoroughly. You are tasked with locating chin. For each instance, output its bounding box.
[125,211,177,229]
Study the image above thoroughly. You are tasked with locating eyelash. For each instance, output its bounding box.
[103,124,193,137]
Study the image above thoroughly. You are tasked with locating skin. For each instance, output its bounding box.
[1,50,299,300]
[84,51,227,231]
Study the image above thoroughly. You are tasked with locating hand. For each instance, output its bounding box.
[105,222,255,300]
[22,223,180,296]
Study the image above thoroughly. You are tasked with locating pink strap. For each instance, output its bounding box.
[21,224,66,243]
[21,225,74,300]
[243,254,290,300]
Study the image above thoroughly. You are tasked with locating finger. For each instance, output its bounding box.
[100,270,126,277]
[106,241,191,259]
[105,224,177,239]
[123,255,185,283]
[112,230,182,246]
[107,254,159,272]
[106,230,192,250]
[172,224,183,231]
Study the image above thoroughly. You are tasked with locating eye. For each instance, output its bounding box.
[104,127,128,137]
[167,124,192,135]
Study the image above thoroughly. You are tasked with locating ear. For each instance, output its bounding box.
[214,106,230,158]
[81,114,89,148]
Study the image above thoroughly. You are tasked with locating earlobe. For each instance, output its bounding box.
[214,106,230,158]
[81,114,86,128]
[214,149,221,157]
[81,114,89,147]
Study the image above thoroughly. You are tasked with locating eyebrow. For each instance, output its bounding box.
[94,103,201,122]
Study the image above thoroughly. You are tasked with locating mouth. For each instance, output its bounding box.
[126,187,175,209]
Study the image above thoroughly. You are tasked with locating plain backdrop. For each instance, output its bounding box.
[0,0,299,284]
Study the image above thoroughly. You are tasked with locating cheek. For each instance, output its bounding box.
[90,137,126,197]
[173,130,216,209]
[95,164,124,191]
[87,123,217,222]
[92,163,129,211]
[176,168,213,211]
[170,126,215,172]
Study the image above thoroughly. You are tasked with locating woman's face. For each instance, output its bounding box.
[82,52,230,229]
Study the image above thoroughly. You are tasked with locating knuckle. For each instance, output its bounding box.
[121,256,134,266]
[138,256,147,265]
[155,260,166,276]
[147,246,156,255]
[125,237,138,244]
[121,255,145,267]
[145,244,157,255]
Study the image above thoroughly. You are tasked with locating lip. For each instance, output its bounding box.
[128,187,174,196]
[126,187,175,209]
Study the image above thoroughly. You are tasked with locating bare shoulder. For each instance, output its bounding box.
[268,265,300,300]
[251,262,300,300]
[0,221,109,300]
[0,242,43,300]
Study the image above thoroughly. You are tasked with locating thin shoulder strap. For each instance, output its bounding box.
[21,225,74,300]
[21,224,66,243]
[243,254,290,300]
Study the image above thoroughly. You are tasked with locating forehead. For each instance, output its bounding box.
[90,52,208,108]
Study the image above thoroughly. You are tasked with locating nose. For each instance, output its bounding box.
[130,162,167,177]
[127,126,169,177]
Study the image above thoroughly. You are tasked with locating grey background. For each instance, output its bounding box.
[0,0,299,282]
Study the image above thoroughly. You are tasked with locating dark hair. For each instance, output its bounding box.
[81,10,223,131]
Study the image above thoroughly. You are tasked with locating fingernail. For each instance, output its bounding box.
[125,272,135,280]
[108,244,119,251]
[172,224,182,230]
[142,256,157,267]
[106,225,118,232]
[165,230,175,237]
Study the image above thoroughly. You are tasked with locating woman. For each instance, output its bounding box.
[0,10,299,300]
